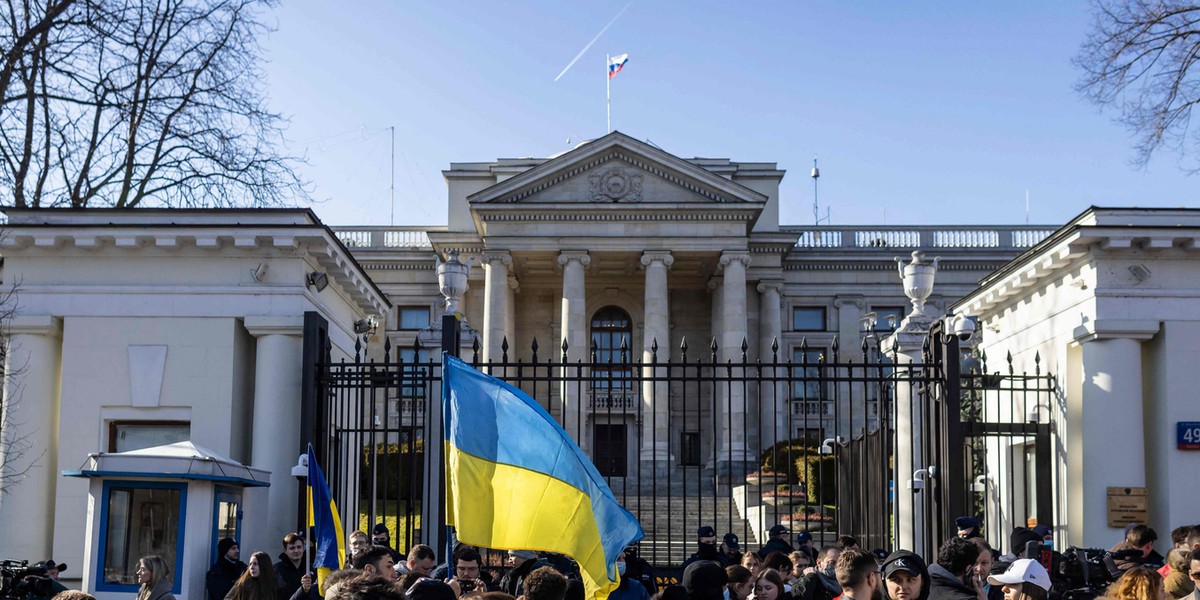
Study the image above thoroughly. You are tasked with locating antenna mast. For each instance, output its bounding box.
[812,157,829,225]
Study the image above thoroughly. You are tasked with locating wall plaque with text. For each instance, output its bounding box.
[1107,487,1148,527]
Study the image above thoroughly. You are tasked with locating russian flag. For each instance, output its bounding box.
[608,53,629,79]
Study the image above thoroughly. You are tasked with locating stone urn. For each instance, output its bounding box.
[896,251,939,317]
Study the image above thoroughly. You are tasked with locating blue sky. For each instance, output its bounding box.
[261,1,1196,227]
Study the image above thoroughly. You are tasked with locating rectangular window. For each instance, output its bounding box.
[98,481,186,593]
[398,349,431,399]
[792,348,828,401]
[871,306,906,333]
[108,421,190,453]
[680,432,702,466]
[397,306,431,330]
[792,307,826,331]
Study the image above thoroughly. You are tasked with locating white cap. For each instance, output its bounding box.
[987,559,1051,591]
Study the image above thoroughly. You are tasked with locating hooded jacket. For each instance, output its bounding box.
[274,552,305,600]
[926,564,975,600]
[881,551,932,600]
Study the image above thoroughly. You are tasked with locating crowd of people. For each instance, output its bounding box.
[21,519,1200,600]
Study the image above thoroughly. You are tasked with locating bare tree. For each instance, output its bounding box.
[0,282,36,496]
[0,0,305,208]
[1077,0,1200,172]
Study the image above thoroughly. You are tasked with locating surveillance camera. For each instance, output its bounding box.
[952,315,976,342]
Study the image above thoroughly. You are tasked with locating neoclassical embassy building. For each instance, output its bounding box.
[7,131,1197,597]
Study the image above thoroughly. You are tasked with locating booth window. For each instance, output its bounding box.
[108,421,190,453]
[97,480,186,593]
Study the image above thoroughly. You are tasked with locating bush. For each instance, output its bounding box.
[758,439,820,484]
[795,454,837,504]
[359,440,425,500]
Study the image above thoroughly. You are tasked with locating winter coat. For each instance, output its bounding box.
[140,579,178,600]
[274,554,306,600]
[683,545,730,569]
[609,578,651,600]
[759,539,797,560]
[794,572,841,600]
[500,558,551,597]
[207,559,248,600]
[926,564,975,600]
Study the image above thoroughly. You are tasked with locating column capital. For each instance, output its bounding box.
[756,280,784,294]
[1072,319,1159,344]
[508,275,520,292]
[640,250,674,269]
[557,250,591,269]
[8,315,63,338]
[707,276,723,291]
[244,316,305,337]
[719,250,752,270]
[482,251,512,267]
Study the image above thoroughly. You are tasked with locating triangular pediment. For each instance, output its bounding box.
[467,132,768,205]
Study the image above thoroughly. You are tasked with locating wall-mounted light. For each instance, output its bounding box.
[307,271,329,292]
[354,317,378,335]
[1129,264,1151,282]
[971,474,989,493]
[251,262,268,282]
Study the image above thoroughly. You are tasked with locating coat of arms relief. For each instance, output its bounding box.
[588,167,643,202]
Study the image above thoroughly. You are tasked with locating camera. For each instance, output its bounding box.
[1052,547,1135,600]
[948,314,976,342]
[0,560,53,600]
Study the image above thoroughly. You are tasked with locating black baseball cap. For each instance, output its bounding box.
[723,533,740,551]
[769,524,790,536]
[698,525,716,538]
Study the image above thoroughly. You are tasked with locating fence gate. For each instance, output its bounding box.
[308,326,1057,572]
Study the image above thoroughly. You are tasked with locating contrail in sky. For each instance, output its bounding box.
[553,1,634,82]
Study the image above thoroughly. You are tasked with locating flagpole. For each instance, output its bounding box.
[606,53,611,133]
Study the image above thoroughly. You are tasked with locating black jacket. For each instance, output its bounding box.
[926,564,976,600]
[758,538,796,559]
[500,558,550,596]
[794,572,841,600]
[682,545,729,570]
[274,554,305,600]
[206,559,247,600]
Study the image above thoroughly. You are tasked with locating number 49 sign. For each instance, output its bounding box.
[1179,422,1200,450]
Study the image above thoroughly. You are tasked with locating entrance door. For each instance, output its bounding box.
[593,424,627,477]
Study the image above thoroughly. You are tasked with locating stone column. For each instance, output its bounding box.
[506,275,519,354]
[558,251,590,447]
[718,251,751,468]
[640,251,674,468]
[482,251,512,363]
[834,295,866,438]
[757,281,785,448]
[706,276,724,469]
[1072,321,1156,547]
[245,316,305,545]
[0,316,63,560]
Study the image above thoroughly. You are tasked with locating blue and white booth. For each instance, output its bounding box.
[64,441,270,600]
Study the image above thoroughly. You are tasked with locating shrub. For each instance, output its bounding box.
[795,454,837,504]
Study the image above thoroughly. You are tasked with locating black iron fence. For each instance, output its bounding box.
[312,330,1055,569]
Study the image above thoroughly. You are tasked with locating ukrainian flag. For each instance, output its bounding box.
[443,355,644,600]
[306,444,346,588]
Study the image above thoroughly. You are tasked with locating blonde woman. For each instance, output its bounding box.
[1105,568,1167,600]
[135,556,176,600]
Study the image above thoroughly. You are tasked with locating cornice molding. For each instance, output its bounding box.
[1071,319,1160,344]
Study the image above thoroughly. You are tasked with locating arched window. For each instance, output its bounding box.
[591,306,633,389]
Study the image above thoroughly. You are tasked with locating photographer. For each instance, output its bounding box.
[446,550,486,598]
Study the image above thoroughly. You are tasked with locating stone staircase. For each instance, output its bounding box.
[617,494,757,566]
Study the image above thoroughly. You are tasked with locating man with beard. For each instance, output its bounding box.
[683,526,727,568]
[927,537,981,600]
[794,547,842,600]
[836,548,883,600]
[721,534,743,565]
[759,525,796,558]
